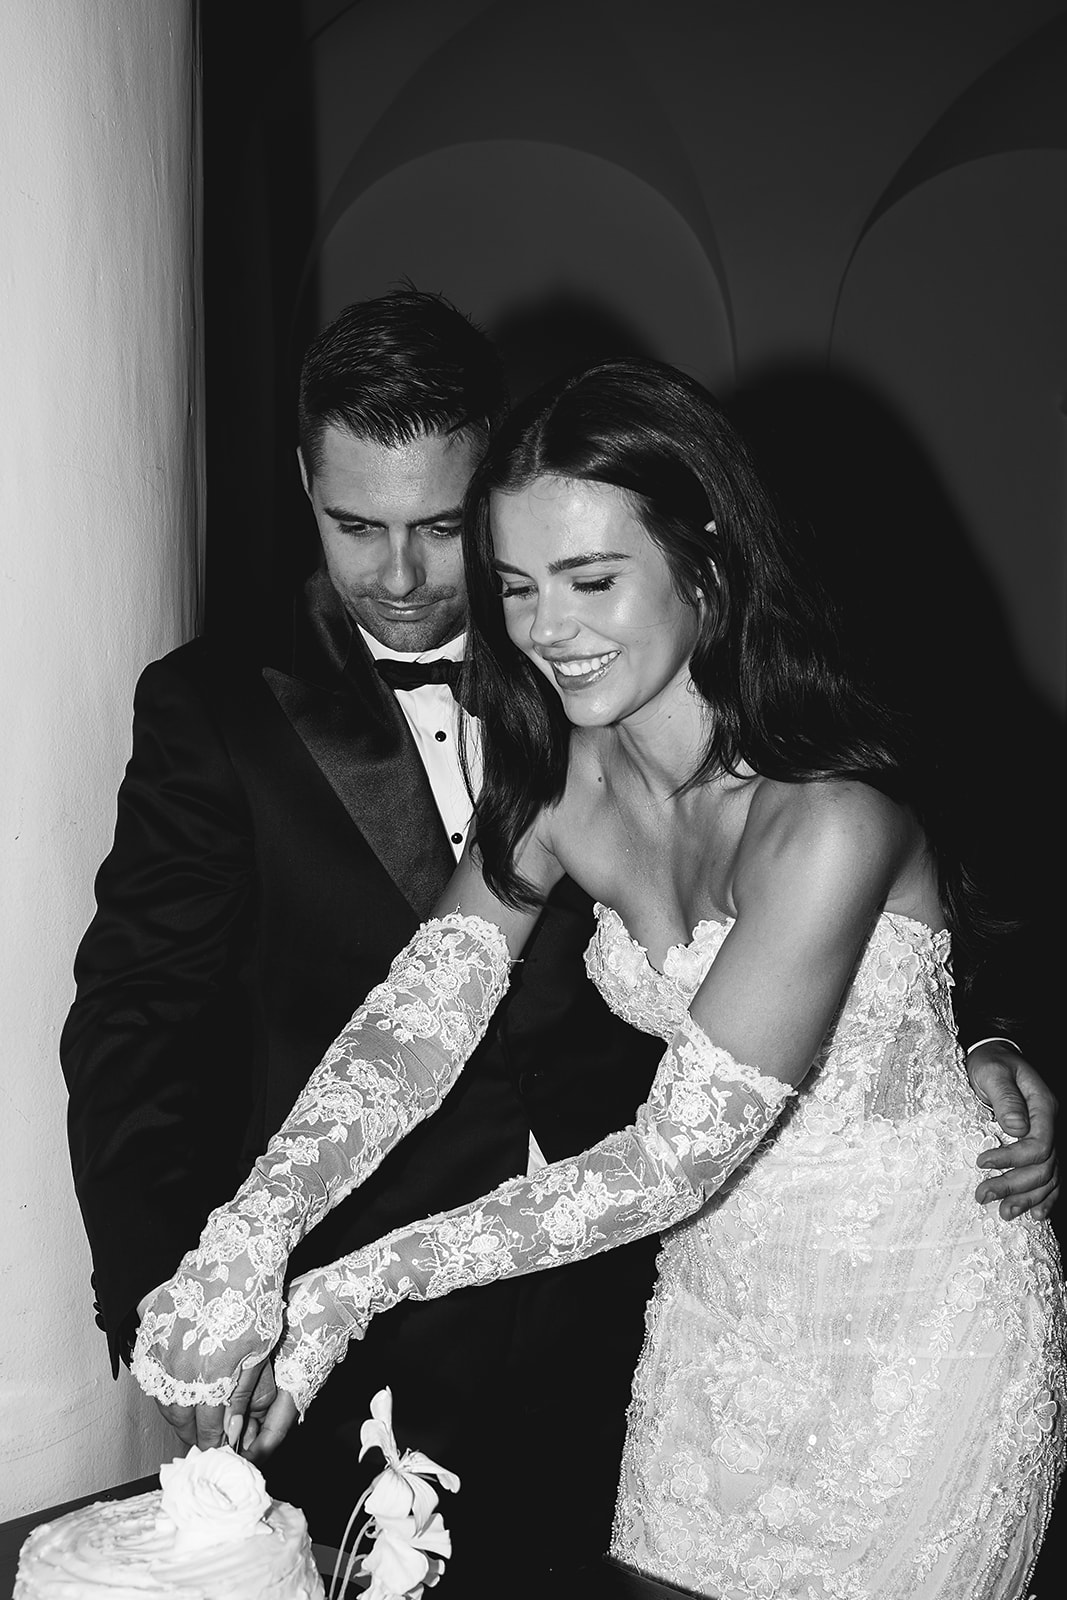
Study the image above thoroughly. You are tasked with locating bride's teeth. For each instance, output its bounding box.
[556,652,618,677]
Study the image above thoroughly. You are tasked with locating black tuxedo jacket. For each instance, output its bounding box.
[61,571,663,1576]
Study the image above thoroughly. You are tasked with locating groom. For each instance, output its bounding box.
[62,290,1056,1586]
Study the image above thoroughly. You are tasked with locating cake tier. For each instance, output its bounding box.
[14,1488,325,1600]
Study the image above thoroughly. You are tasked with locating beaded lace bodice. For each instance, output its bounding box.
[586,901,972,1132]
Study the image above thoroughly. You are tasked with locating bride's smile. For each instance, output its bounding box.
[490,473,702,736]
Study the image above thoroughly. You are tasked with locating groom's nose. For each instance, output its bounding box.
[379,532,425,596]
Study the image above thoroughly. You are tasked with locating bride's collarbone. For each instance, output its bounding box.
[553,804,736,945]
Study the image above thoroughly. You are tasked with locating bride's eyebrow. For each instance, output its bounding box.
[492,552,631,576]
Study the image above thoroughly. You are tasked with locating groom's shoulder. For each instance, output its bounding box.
[133,632,274,725]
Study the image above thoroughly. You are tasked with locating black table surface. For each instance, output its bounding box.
[0,1476,688,1598]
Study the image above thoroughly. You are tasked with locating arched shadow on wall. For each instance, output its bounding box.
[298,0,734,372]
[831,9,1067,356]
[728,367,1064,1074]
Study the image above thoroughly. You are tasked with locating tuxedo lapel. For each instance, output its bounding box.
[264,571,456,917]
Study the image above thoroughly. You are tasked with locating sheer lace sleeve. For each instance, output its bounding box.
[275,1016,795,1415]
[131,914,511,1408]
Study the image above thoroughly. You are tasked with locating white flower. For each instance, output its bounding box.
[757,1484,802,1530]
[742,1553,784,1596]
[666,1454,708,1504]
[360,1513,451,1600]
[871,1367,912,1416]
[159,1445,270,1552]
[360,1388,460,1532]
[711,1420,765,1474]
[1018,1389,1058,1446]
[867,1443,911,1491]
[329,1389,460,1600]
[540,1196,589,1251]
[199,1212,251,1263]
[197,1288,255,1353]
[665,1081,713,1127]
[735,1373,779,1420]
[945,1262,988,1314]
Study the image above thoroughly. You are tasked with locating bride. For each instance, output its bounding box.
[134,358,1065,1597]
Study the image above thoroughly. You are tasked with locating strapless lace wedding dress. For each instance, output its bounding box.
[589,905,1066,1599]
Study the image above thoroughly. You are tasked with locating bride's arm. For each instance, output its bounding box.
[131,840,558,1414]
[272,784,906,1417]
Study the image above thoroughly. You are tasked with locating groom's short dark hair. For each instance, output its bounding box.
[297,288,506,474]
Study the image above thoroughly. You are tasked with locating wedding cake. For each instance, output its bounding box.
[13,1447,325,1600]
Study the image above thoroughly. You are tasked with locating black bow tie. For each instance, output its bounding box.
[375,656,474,712]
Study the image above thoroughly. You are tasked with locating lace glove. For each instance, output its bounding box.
[275,1016,795,1415]
[131,914,511,1408]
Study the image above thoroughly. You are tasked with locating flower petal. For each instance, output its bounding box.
[411,1512,451,1559]
[362,1521,430,1594]
[403,1473,441,1531]
[359,1387,399,1464]
[400,1450,461,1495]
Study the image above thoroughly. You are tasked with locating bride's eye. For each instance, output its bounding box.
[573,576,616,594]
[500,583,534,600]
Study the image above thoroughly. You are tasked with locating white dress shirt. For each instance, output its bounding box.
[358,627,481,860]
[359,626,546,1175]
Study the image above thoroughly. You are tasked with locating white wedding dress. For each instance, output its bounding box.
[591,905,1066,1599]
[134,904,1066,1599]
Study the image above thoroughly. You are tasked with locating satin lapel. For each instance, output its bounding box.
[264,573,456,916]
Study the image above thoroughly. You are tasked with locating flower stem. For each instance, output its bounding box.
[328,1492,371,1600]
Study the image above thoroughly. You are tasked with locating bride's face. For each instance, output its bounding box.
[490,475,701,728]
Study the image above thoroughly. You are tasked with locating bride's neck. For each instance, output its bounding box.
[608,686,711,799]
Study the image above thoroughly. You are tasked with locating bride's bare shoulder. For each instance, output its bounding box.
[737,777,913,891]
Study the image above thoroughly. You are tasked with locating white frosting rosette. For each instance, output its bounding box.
[158,1445,272,1552]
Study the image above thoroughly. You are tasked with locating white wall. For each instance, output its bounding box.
[0,0,202,1516]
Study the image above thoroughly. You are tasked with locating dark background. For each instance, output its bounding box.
[199,0,1066,1577]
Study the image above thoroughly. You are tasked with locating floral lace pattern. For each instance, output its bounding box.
[274,1013,794,1416]
[131,914,511,1407]
[606,909,1067,1599]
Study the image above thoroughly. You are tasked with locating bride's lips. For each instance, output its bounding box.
[544,650,620,691]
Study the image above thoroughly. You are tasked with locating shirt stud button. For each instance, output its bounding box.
[434,730,447,742]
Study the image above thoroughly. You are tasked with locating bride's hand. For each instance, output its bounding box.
[269,1250,386,1418]
[131,1205,291,1412]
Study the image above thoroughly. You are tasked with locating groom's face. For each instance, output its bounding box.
[301,424,479,652]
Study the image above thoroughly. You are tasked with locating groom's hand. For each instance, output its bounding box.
[225,1358,277,1453]
[970,1042,1059,1220]
[243,1387,299,1463]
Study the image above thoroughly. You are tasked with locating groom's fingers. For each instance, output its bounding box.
[225,1359,274,1448]
[976,1156,1058,1215]
[194,1403,227,1451]
[244,1391,298,1462]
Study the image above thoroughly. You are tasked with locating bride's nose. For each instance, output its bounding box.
[529,585,578,647]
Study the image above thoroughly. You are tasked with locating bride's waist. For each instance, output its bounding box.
[757,1098,994,1166]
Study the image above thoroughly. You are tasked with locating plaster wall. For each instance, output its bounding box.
[0,0,202,1514]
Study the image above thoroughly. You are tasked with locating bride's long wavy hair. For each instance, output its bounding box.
[459,358,980,968]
